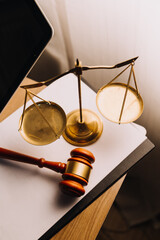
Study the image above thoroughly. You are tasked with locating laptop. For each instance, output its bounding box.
[0,0,53,112]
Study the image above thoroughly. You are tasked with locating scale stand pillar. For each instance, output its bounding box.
[62,59,103,146]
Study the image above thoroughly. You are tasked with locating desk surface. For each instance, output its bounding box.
[0,77,125,240]
[51,176,125,240]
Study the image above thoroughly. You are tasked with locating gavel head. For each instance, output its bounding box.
[59,148,95,197]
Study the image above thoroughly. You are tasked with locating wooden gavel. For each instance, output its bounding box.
[0,147,95,197]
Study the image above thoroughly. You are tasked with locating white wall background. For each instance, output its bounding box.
[29,0,73,81]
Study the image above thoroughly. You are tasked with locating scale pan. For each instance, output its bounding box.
[96,83,143,124]
[19,101,66,145]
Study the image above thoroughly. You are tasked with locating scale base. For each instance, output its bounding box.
[62,109,103,146]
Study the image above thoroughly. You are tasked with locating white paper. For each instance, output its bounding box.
[0,73,147,240]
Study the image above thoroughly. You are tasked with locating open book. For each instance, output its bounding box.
[0,74,153,240]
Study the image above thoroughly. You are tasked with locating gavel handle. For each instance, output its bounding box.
[0,147,66,173]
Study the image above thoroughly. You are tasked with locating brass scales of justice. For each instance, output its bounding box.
[18,56,143,146]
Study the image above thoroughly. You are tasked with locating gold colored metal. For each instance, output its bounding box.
[118,65,133,123]
[77,73,83,123]
[96,82,143,124]
[19,56,140,146]
[19,90,53,132]
[19,89,28,131]
[65,160,91,181]
[62,109,103,146]
[62,59,103,146]
[20,56,138,89]
[19,101,66,145]
[76,59,83,123]
[96,62,143,124]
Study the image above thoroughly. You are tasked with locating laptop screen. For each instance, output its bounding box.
[0,0,52,112]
